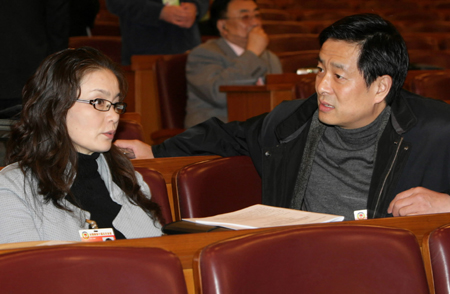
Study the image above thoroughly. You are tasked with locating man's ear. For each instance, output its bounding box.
[374,75,393,104]
[217,19,226,37]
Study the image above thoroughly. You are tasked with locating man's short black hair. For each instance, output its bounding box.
[319,13,409,104]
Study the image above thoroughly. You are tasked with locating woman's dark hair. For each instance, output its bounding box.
[6,47,163,224]
[319,13,409,105]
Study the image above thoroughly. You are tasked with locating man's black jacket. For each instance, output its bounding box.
[153,90,450,218]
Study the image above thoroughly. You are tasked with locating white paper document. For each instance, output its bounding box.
[184,204,344,230]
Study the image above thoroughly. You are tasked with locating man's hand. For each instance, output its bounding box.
[114,139,154,159]
[246,26,269,56]
[388,187,450,216]
[159,3,197,29]
[180,2,197,28]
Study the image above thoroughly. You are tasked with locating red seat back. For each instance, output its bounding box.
[135,167,172,225]
[173,156,261,220]
[425,224,450,294]
[196,225,429,294]
[0,247,187,294]
[154,54,188,129]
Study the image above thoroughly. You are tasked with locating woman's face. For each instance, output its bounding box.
[66,69,121,155]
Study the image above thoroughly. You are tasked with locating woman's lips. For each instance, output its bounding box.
[103,130,116,140]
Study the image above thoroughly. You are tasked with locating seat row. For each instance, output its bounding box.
[2,154,450,293]
[89,19,450,37]
[262,8,450,22]
[1,221,450,294]
[258,0,450,10]
[92,0,450,37]
[69,32,450,66]
[268,33,450,53]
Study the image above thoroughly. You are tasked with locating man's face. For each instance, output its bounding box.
[218,0,262,48]
[315,39,387,129]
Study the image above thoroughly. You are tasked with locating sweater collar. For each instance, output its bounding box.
[76,152,101,179]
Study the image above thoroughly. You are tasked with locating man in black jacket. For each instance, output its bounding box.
[117,14,450,220]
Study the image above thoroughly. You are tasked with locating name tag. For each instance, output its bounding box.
[79,228,116,242]
[354,209,368,220]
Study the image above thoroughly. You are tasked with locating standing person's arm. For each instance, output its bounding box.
[46,0,70,53]
[107,0,207,28]
[106,0,165,26]
[183,0,209,24]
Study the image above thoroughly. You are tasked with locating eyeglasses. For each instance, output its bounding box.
[224,13,262,23]
[76,99,127,114]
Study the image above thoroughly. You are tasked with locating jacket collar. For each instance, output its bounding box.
[275,94,318,142]
[275,89,418,142]
[389,89,418,134]
[216,38,239,57]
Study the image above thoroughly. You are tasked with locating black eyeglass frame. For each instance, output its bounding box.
[76,99,127,114]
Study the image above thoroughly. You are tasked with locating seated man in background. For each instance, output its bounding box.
[184,0,282,128]
[116,14,450,220]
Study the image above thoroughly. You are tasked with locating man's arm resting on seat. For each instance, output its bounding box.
[115,114,267,169]
[388,187,450,216]
[153,115,266,158]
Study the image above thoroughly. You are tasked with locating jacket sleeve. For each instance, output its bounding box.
[106,0,164,26]
[0,172,41,243]
[152,114,267,158]
[184,0,209,21]
[135,170,152,200]
[186,46,273,107]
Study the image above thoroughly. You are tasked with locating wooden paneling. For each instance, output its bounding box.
[221,84,295,122]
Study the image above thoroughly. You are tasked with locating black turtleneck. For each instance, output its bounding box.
[69,153,126,239]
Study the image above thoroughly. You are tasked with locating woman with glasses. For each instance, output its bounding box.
[0,47,163,243]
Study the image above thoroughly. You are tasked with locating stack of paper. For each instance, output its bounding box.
[184,204,344,230]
